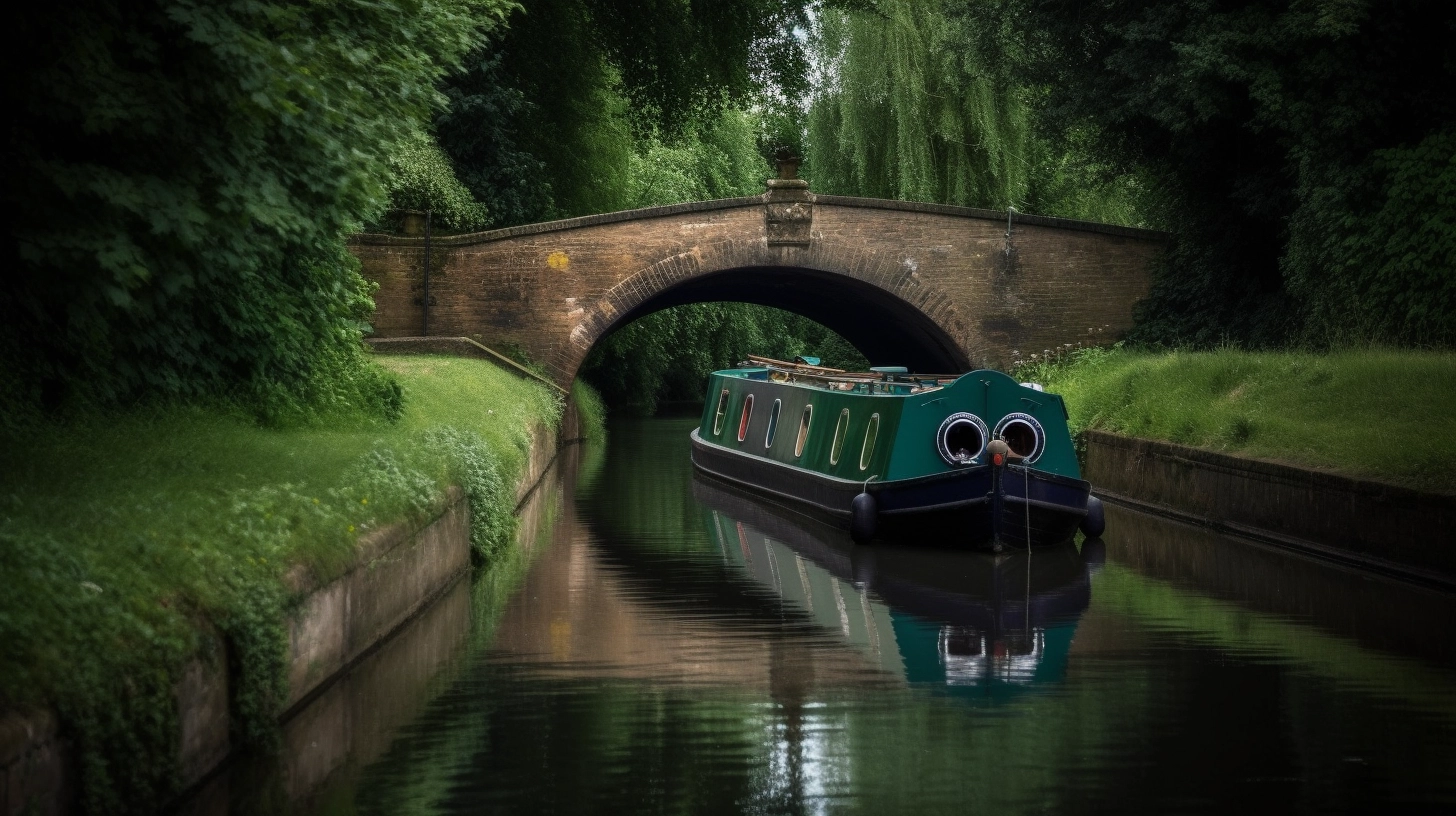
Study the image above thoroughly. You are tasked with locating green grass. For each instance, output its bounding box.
[570,377,608,442]
[1020,347,1456,491]
[0,355,564,812]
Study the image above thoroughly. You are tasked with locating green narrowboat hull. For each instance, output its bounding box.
[689,364,1099,548]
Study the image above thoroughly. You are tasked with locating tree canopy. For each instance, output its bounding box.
[805,0,1147,223]
[1002,0,1456,347]
[8,0,1448,422]
[435,0,810,224]
[798,0,1455,348]
[2,0,513,418]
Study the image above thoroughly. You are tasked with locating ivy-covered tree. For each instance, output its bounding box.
[1,0,513,419]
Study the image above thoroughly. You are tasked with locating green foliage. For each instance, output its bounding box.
[627,110,773,208]
[386,131,492,232]
[1003,0,1456,347]
[570,379,610,442]
[436,0,809,225]
[222,581,289,752]
[2,0,513,414]
[805,0,1145,223]
[0,356,557,811]
[1285,126,1456,346]
[588,0,810,131]
[581,304,868,414]
[435,35,558,226]
[423,427,514,560]
[807,1,1029,207]
[485,2,639,220]
[1027,347,1456,490]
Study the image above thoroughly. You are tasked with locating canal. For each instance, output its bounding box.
[188,416,1456,814]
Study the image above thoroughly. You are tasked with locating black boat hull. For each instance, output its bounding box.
[689,429,1090,549]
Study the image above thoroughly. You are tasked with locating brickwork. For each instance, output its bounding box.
[350,188,1166,385]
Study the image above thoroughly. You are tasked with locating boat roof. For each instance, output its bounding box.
[721,354,966,392]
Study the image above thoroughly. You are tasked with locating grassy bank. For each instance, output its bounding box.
[1019,348,1456,491]
[0,355,593,812]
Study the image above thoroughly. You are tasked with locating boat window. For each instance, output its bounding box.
[937,413,987,466]
[765,399,782,448]
[859,414,880,470]
[994,413,1046,463]
[794,405,813,457]
[712,389,730,436]
[829,408,850,465]
[737,394,754,443]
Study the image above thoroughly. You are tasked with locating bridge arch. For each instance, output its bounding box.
[566,239,974,377]
[351,189,1166,387]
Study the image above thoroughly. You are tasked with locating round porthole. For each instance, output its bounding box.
[936,412,989,466]
[993,413,1045,463]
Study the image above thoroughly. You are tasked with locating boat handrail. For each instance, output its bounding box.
[740,355,969,391]
[747,355,965,381]
[749,367,960,393]
[745,354,846,373]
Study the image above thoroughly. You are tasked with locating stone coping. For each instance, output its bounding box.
[1084,430,1456,588]
[349,196,763,247]
[347,194,1169,248]
[814,195,1170,241]
[1086,430,1455,504]
[282,485,466,598]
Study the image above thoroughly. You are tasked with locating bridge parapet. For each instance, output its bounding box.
[349,182,1166,386]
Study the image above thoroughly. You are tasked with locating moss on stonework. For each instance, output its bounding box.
[0,355,573,813]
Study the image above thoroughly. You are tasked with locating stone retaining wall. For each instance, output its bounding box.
[282,486,472,712]
[1084,430,1456,582]
[0,711,71,816]
[2,419,571,815]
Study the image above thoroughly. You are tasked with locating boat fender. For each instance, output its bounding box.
[850,492,878,544]
[1080,495,1106,537]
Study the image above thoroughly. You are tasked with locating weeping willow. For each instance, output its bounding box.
[806,0,1034,209]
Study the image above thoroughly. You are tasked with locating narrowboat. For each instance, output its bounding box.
[689,355,1106,548]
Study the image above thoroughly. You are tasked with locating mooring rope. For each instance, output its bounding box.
[1024,464,1032,553]
[1024,463,1032,641]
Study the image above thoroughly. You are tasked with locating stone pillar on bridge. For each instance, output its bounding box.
[764,152,812,247]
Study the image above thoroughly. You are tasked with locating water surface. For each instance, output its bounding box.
[234,417,1456,814]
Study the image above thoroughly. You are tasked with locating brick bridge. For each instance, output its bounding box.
[351,178,1165,386]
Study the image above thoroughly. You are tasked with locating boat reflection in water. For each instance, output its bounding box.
[694,472,1099,699]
